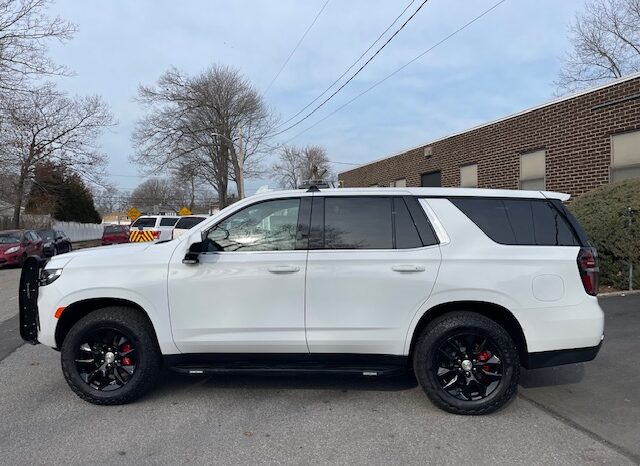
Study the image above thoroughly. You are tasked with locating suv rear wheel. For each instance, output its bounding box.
[413,311,520,415]
[61,307,162,405]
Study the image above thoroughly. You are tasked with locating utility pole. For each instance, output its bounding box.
[629,207,635,291]
[237,127,245,199]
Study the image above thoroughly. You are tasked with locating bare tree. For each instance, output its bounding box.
[0,0,76,93]
[0,84,114,227]
[271,144,332,189]
[132,65,274,207]
[127,178,187,213]
[557,0,640,92]
[92,185,129,215]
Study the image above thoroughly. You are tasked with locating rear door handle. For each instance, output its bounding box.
[392,264,425,273]
[268,265,300,274]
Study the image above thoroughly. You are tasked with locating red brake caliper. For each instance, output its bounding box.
[478,350,491,372]
[120,343,133,366]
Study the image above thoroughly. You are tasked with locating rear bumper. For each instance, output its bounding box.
[523,339,603,369]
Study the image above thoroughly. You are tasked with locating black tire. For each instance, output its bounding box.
[61,307,162,405]
[413,311,520,415]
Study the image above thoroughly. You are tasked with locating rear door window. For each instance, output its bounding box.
[450,198,580,246]
[131,217,156,229]
[394,198,423,249]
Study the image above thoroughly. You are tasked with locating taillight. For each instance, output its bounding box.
[577,247,599,296]
[152,230,160,239]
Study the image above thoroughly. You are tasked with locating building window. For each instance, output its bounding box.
[520,150,545,190]
[611,131,640,181]
[390,178,407,187]
[460,164,478,188]
[421,171,441,187]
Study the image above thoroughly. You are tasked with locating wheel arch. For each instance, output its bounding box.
[55,298,160,350]
[407,301,528,363]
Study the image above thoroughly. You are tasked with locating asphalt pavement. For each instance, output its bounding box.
[0,267,638,465]
[0,267,19,323]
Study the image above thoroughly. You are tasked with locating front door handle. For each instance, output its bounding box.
[392,264,425,273]
[268,265,300,274]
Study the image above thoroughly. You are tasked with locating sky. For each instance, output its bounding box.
[45,0,588,197]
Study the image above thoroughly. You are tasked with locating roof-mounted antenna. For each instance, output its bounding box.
[306,185,320,192]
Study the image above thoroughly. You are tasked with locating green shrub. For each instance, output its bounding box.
[569,179,640,290]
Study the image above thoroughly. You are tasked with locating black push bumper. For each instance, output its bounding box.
[18,256,44,344]
[523,341,603,369]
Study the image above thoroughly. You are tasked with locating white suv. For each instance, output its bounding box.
[128,215,180,242]
[19,188,604,415]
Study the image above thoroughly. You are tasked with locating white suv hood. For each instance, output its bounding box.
[45,242,154,269]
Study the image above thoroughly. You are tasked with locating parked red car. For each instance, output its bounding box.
[101,224,130,245]
[0,230,44,267]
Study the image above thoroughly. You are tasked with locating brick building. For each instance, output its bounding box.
[338,73,640,199]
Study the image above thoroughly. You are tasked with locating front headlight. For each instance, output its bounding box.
[5,246,19,254]
[40,268,63,286]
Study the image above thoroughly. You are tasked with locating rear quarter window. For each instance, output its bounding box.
[450,198,580,246]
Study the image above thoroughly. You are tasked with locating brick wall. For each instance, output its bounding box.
[339,76,640,199]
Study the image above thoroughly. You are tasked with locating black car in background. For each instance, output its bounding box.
[37,229,72,257]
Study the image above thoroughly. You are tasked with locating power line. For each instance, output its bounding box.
[272,0,431,136]
[263,0,330,94]
[282,0,508,144]
[274,0,417,131]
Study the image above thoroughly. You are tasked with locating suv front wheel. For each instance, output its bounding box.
[413,311,520,415]
[61,307,162,405]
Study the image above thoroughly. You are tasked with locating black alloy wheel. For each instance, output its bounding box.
[74,328,137,391]
[434,333,503,401]
[61,307,162,405]
[413,311,520,415]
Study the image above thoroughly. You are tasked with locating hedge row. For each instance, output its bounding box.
[569,179,640,290]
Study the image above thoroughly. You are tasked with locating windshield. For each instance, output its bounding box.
[104,225,125,233]
[0,233,22,244]
[37,230,55,241]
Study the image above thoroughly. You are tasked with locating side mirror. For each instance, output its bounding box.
[183,241,203,265]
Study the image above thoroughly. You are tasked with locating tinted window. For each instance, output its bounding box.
[37,230,55,241]
[159,217,179,227]
[450,198,580,246]
[104,225,124,233]
[421,171,441,187]
[394,198,423,249]
[324,197,393,249]
[175,217,206,230]
[131,217,156,228]
[205,199,300,252]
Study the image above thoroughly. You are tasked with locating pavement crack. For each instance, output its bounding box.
[518,392,640,465]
